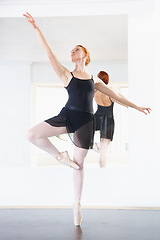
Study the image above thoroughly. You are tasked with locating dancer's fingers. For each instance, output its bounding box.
[145,108,151,114]
[26,12,33,18]
[23,15,31,22]
[23,14,29,18]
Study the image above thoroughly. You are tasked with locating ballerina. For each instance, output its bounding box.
[23,12,151,226]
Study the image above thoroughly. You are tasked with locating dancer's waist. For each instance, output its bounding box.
[65,105,93,114]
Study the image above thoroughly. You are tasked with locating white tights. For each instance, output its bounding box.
[73,146,88,200]
[99,138,111,167]
[27,122,88,200]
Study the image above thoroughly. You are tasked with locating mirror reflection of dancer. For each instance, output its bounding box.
[23,12,151,226]
[94,71,128,167]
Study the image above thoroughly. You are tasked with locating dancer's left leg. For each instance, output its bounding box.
[99,138,111,167]
[72,146,88,225]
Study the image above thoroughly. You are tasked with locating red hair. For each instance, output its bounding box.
[97,71,109,85]
[77,45,91,66]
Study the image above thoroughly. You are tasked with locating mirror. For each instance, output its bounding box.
[0,14,128,167]
[30,15,128,167]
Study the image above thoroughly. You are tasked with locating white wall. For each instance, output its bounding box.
[0,62,31,167]
[0,0,159,207]
[31,60,128,84]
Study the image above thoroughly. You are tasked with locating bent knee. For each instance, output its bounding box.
[27,129,37,143]
[74,161,84,170]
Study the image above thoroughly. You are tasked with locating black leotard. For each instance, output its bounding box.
[65,72,94,113]
[45,72,95,149]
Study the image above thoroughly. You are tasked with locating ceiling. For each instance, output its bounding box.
[0,0,140,4]
[0,14,128,62]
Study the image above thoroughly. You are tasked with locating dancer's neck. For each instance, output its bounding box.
[74,63,86,73]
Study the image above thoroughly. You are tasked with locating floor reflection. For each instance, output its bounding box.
[74,226,83,240]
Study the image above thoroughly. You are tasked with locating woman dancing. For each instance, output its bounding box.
[23,12,150,226]
[94,71,128,167]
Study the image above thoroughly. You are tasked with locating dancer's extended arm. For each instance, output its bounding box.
[95,76,151,115]
[23,12,70,85]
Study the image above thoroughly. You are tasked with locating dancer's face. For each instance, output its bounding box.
[71,46,86,63]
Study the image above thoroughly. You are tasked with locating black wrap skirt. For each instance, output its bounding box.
[45,107,95,149]
[95,113,115,141]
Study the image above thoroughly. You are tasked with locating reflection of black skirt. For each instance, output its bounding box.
[95,114,114,141]
[44,107,95,149]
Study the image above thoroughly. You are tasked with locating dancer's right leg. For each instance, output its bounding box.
[27,122,67,158]
[27,122,79,169]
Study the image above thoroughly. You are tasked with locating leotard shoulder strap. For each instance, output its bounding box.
[70,72,74,77]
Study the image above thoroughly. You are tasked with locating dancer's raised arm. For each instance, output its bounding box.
[94,76,151,115]
[23,12,70,85]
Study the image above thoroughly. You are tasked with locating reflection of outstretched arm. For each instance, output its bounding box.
[23,12,70,85]
[95,76,151,115]
[111,97,128,108]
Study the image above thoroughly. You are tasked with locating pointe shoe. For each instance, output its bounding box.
[73,200,82,226]
[56,151,80,170]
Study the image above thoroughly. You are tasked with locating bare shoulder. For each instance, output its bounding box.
[94,90,102,97]
[93,75,101,84]
[94,90,102,102]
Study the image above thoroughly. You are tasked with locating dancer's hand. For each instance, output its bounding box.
[137,107,151,115]
[23,12,37,28]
